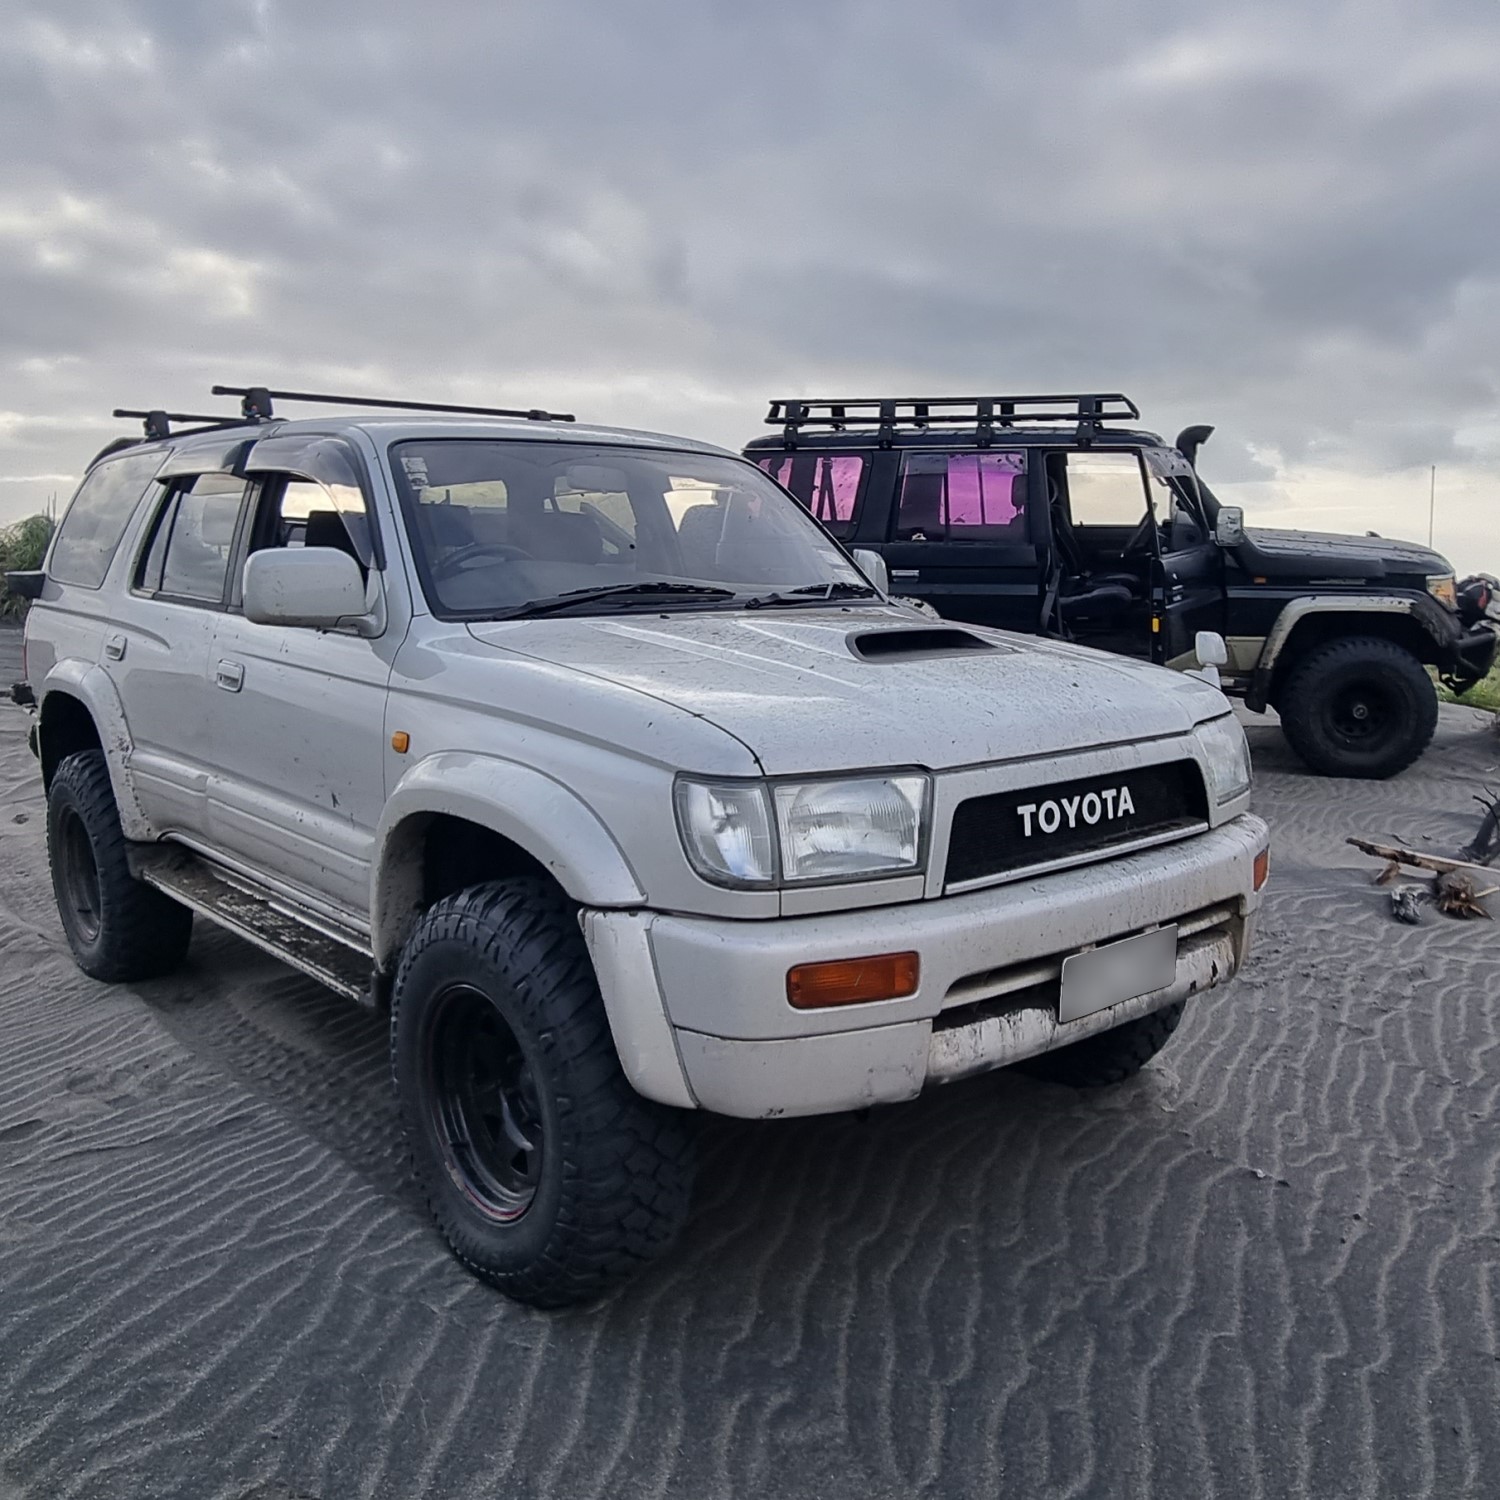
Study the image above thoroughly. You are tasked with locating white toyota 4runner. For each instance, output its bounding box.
[10,387,1268,1306]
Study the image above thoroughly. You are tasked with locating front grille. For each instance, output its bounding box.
[945,759,1208,887]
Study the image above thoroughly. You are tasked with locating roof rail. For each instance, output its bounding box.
[765,393,1140,448]
[210,385,576,424]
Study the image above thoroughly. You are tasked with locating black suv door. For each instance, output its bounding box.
[878,448,1041,633]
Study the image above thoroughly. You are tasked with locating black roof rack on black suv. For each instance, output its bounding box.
[766,393,1140,448]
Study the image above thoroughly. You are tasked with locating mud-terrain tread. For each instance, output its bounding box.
[1277,635,1437,780]
[391,878,693,1307]
[47,749,193,983]
[1019,1002,1185,1088]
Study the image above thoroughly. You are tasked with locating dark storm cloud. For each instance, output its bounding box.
[4,0,1500,560]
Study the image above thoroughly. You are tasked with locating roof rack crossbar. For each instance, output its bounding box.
[211,385,576,424]
[113,407,245,441]
[765,392,1141,438]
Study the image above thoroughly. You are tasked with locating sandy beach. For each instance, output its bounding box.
[1,650,1497,1499]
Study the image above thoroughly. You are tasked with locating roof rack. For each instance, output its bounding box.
[765,393,1140,448]
[210,385,576,424]
[113,407,246,441]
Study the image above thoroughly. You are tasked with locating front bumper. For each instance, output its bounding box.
[1443,623,1499,685]
[584,814,1269,1118]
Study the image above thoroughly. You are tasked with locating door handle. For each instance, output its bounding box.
[103,633,126,661]
[215,660,245,693]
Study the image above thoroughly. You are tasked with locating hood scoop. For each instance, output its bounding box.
[849,627,1002,662]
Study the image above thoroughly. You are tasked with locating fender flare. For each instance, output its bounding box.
[371,751,646,969]
[37,660,155,839]
[1246,595,1445,712]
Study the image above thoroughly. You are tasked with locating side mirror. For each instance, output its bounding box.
[1214,506,1245,548]
[851,548,890,594]
[1188,630,1229,688]
[243,548,370,631]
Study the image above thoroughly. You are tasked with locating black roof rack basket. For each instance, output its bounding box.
[765,392,1140,448]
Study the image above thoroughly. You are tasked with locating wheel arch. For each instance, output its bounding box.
[1248,598,1441,712]
[371,752,646,971]
[36,662,153,838]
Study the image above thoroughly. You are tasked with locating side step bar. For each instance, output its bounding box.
[129,845,375,1005]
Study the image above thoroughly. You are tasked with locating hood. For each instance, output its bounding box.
[467,606,1228,776]
[1241,526,1449,580]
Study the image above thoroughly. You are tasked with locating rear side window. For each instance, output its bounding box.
[137,473,248,605]
[48,451,166,589]
[756,453,866,537]
[895,452,1026,540]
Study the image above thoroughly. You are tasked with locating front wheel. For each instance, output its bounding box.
[1277,635,1438,779]
[1018,1002,1185,1088]
[391,878,695,1308]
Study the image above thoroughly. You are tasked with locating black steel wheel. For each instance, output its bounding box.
[46,749,193,982]
[391,878,695,1308]
[1277,635,1438,779]
[425,983,545,1223]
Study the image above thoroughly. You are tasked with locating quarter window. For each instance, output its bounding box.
[895,452,1026,540]
[48,451,166,589]
[756,453,866,537]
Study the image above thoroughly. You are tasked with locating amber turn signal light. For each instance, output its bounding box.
[391,731,410,754]
[1253,846,1270,891]
[787,952,920,1009]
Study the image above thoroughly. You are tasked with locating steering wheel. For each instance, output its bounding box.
[1121,512,1159,558]
[433,542,532,577]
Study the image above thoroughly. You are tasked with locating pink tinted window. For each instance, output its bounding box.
[896,452,1026,538]
[756,453,865,536]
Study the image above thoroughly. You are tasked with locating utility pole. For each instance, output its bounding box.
[1428,465,1436,548]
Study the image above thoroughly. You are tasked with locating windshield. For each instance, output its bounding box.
[389,440,873,619]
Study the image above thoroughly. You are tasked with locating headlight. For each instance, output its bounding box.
[675,774,929,887]
[1193,713,1252,805]
[1426,573,1458,610]
[674,780,776,886]
[773,776,928,882]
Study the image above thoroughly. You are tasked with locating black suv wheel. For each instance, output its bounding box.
[1277,635,1438,779]
[46,749,194,982]
[391,878,695,1308]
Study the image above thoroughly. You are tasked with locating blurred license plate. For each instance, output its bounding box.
[1059,926,1178,1024]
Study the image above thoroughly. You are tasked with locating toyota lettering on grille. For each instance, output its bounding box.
[1016,786,1136,838]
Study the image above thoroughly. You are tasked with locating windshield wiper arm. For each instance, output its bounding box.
[498,582,738,620]
[742,581,879,609]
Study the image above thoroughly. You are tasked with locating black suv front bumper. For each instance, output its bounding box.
[1443,622,1499,688]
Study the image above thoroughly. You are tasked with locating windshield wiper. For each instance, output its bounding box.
[742,581,880,609]
[497,582,738,620]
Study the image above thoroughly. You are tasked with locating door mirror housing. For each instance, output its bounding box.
[1188,630,1229,688]
[851,548,890,594]
[243,548,372,632]
[1214,506,1246,548]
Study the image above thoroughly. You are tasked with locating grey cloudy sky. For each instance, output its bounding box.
[4,0,1500,569]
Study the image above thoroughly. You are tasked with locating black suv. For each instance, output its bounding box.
[743,393,1497,780]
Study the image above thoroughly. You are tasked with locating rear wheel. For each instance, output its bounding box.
[1019,1003,1185,1088]
[391,878,695,1308]
[46,749,193,982]
[1277,635,1437,779]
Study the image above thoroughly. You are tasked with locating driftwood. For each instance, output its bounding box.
[1346,837,1496,877]
[1349,838,1498,921]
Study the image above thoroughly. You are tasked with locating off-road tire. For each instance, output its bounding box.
[1019,1002,1185,1088]
[1277,635,1437,779]
[46,749,193,982]
[391,878,695,1308]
